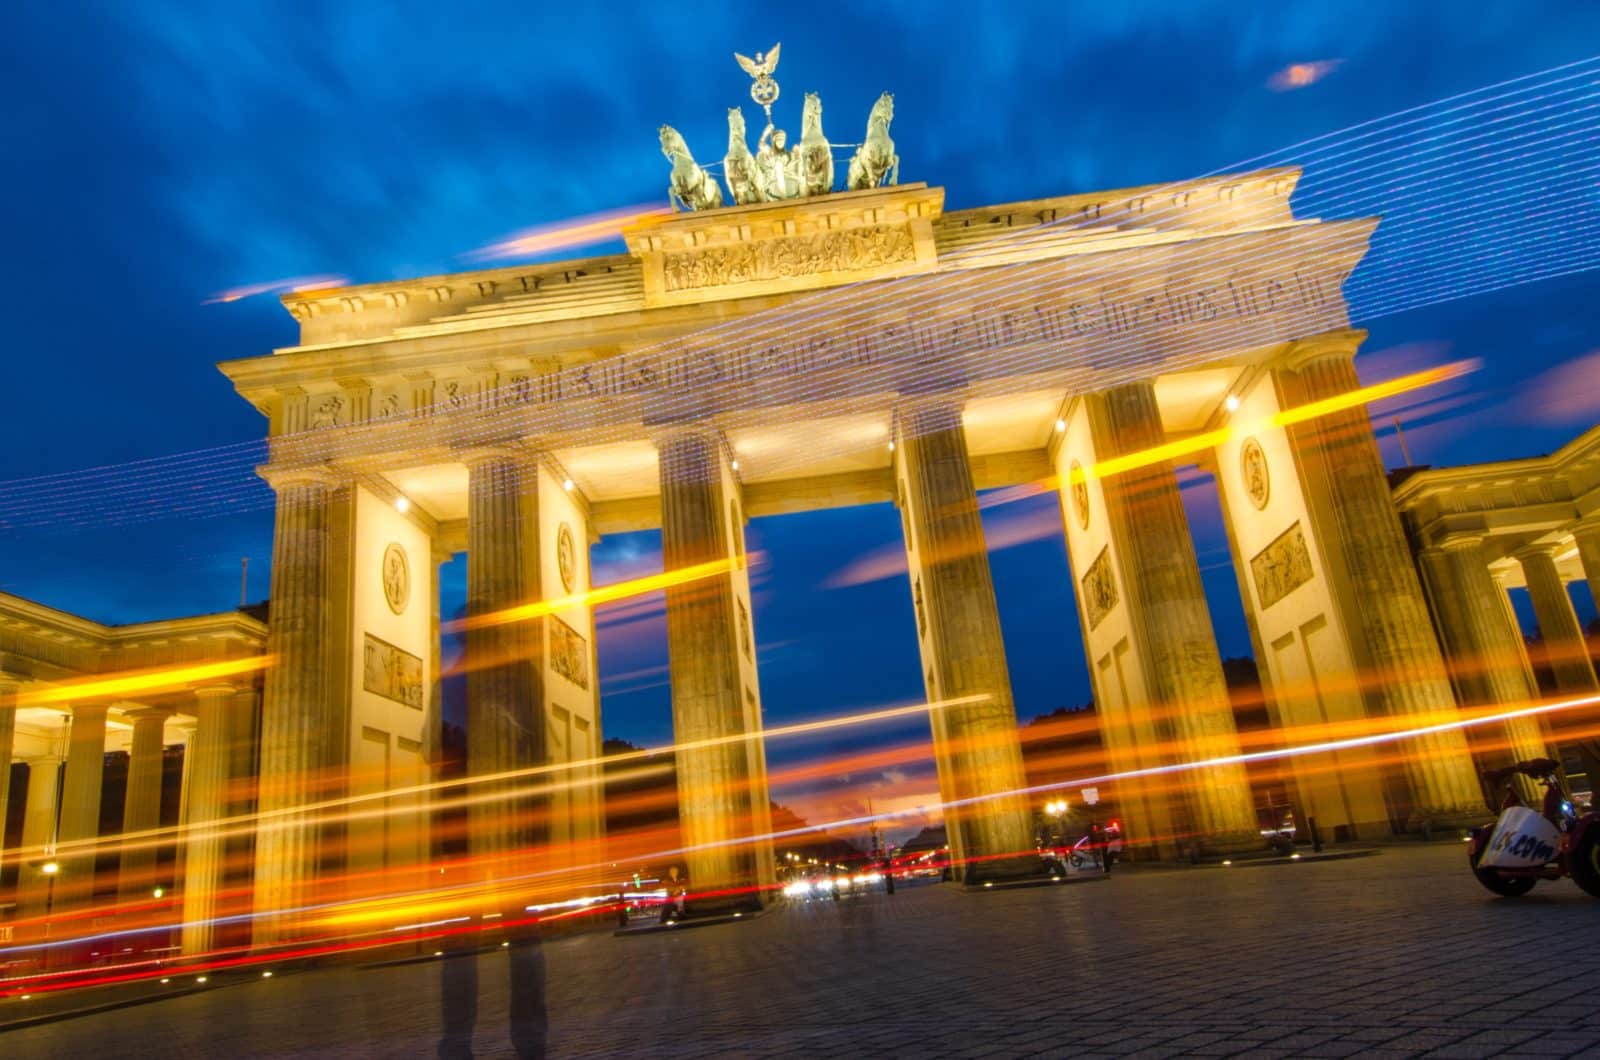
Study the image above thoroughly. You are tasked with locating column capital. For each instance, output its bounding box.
[1434,531,1488,554]
[193,683,238,699]
[455,442,537,469]
[892,399,963,439]
[646,422,725,452]
[1511,539,1561,564]
[1571,514,1600,538]
[122,705,174,725]
[22,750,63,767]
[256,464,341,492]
[68,701,110,721]
[1275,327,1368,373]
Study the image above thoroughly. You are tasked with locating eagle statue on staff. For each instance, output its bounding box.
[734,43,782,119]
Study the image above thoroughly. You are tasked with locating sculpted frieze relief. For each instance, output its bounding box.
[661,224,917,293]
[309,394,347,429]
[271,257,1346,435]
[363,633,423,708]
[1081,546,1119,631]
[414,268,1345,417]
[1250,520,1314,610]
[549,615,590,690]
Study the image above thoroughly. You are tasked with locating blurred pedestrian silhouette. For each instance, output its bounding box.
[438,915,547,1060]
[428,679,549,1059]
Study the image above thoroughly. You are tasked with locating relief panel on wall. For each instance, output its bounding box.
[550,615,590,690]
[363,633,424,708]
[1250,520,1315,609]
[1081,546,1119,631]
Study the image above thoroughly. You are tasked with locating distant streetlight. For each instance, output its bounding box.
[40,860,60,876]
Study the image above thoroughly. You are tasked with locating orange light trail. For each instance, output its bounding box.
[1069,360,1479,487]
[444,555,749,634]
[204,274,348,305]
[465,203,673,262]
[15,654,275,708]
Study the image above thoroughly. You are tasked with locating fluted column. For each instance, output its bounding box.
[181,685,235,955]
[252,472,335,946]
[118,707,172,899]
[15,751,62,924]
[895,404,1039,881]
[1514,541,1600,783]
[1087,382,1259,852]
[1516,543,1599,693]
[54,703,108,910]
[658,431,771,905]
[0,678,17,883]
[1573,519,1600,606]
[1279,335,1485,825]
[1417,537,1548,801]
[464,449,544,871]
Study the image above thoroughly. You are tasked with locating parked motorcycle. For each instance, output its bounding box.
[1466,757,1600,898]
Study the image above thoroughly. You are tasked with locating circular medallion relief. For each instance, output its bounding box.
[1240,437,1270,510]
[556,522,577,593]
[1069,459,1090,530]
[381,542,410,615]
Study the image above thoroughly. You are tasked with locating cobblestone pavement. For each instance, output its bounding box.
[5,843,1599,1059]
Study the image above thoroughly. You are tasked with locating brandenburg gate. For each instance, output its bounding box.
[211,91,1515,924]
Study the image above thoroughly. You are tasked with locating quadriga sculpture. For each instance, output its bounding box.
[847,92,898,191]
[723,108,763,205]
[794,92,834,198]
[660,124,723,212]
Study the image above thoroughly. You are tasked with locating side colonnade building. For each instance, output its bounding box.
[1395,423,1600,791]
[0,595,264,954]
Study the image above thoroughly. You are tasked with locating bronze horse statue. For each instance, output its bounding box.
[660,124,723,212]
[847,92,898,191]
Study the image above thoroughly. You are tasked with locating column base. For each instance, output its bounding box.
[960,853,1052,885]
[676,889,766,920]
[1406,810,1492,839]
[1190,831,1270,860]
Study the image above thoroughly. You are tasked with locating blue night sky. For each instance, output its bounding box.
[3,3,1598,830]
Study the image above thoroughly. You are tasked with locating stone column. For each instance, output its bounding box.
[463,449,544,871]
[181,685,235,955]
[658,430,772,906]
[15,751,62,923]
[1417,537,1548,801]
[54,703,108,910]
[222,686,259,927]
[252,472,335,946]
[1515,543,1599,693]
[1572,519,1600,606]
[0,678,16,883]
[1086,382,1260,852]
[118,707,173,900]
[1514,541,1600,782]
[894,403,1039,881]
[1279,334,1485,826]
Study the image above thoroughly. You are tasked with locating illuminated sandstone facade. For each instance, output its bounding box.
[0,167,1518,954]
[211,167,1492,915]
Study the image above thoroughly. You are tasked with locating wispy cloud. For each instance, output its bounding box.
[1267,59,1343,91]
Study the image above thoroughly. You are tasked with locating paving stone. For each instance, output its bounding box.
[5,844,1600,1057]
